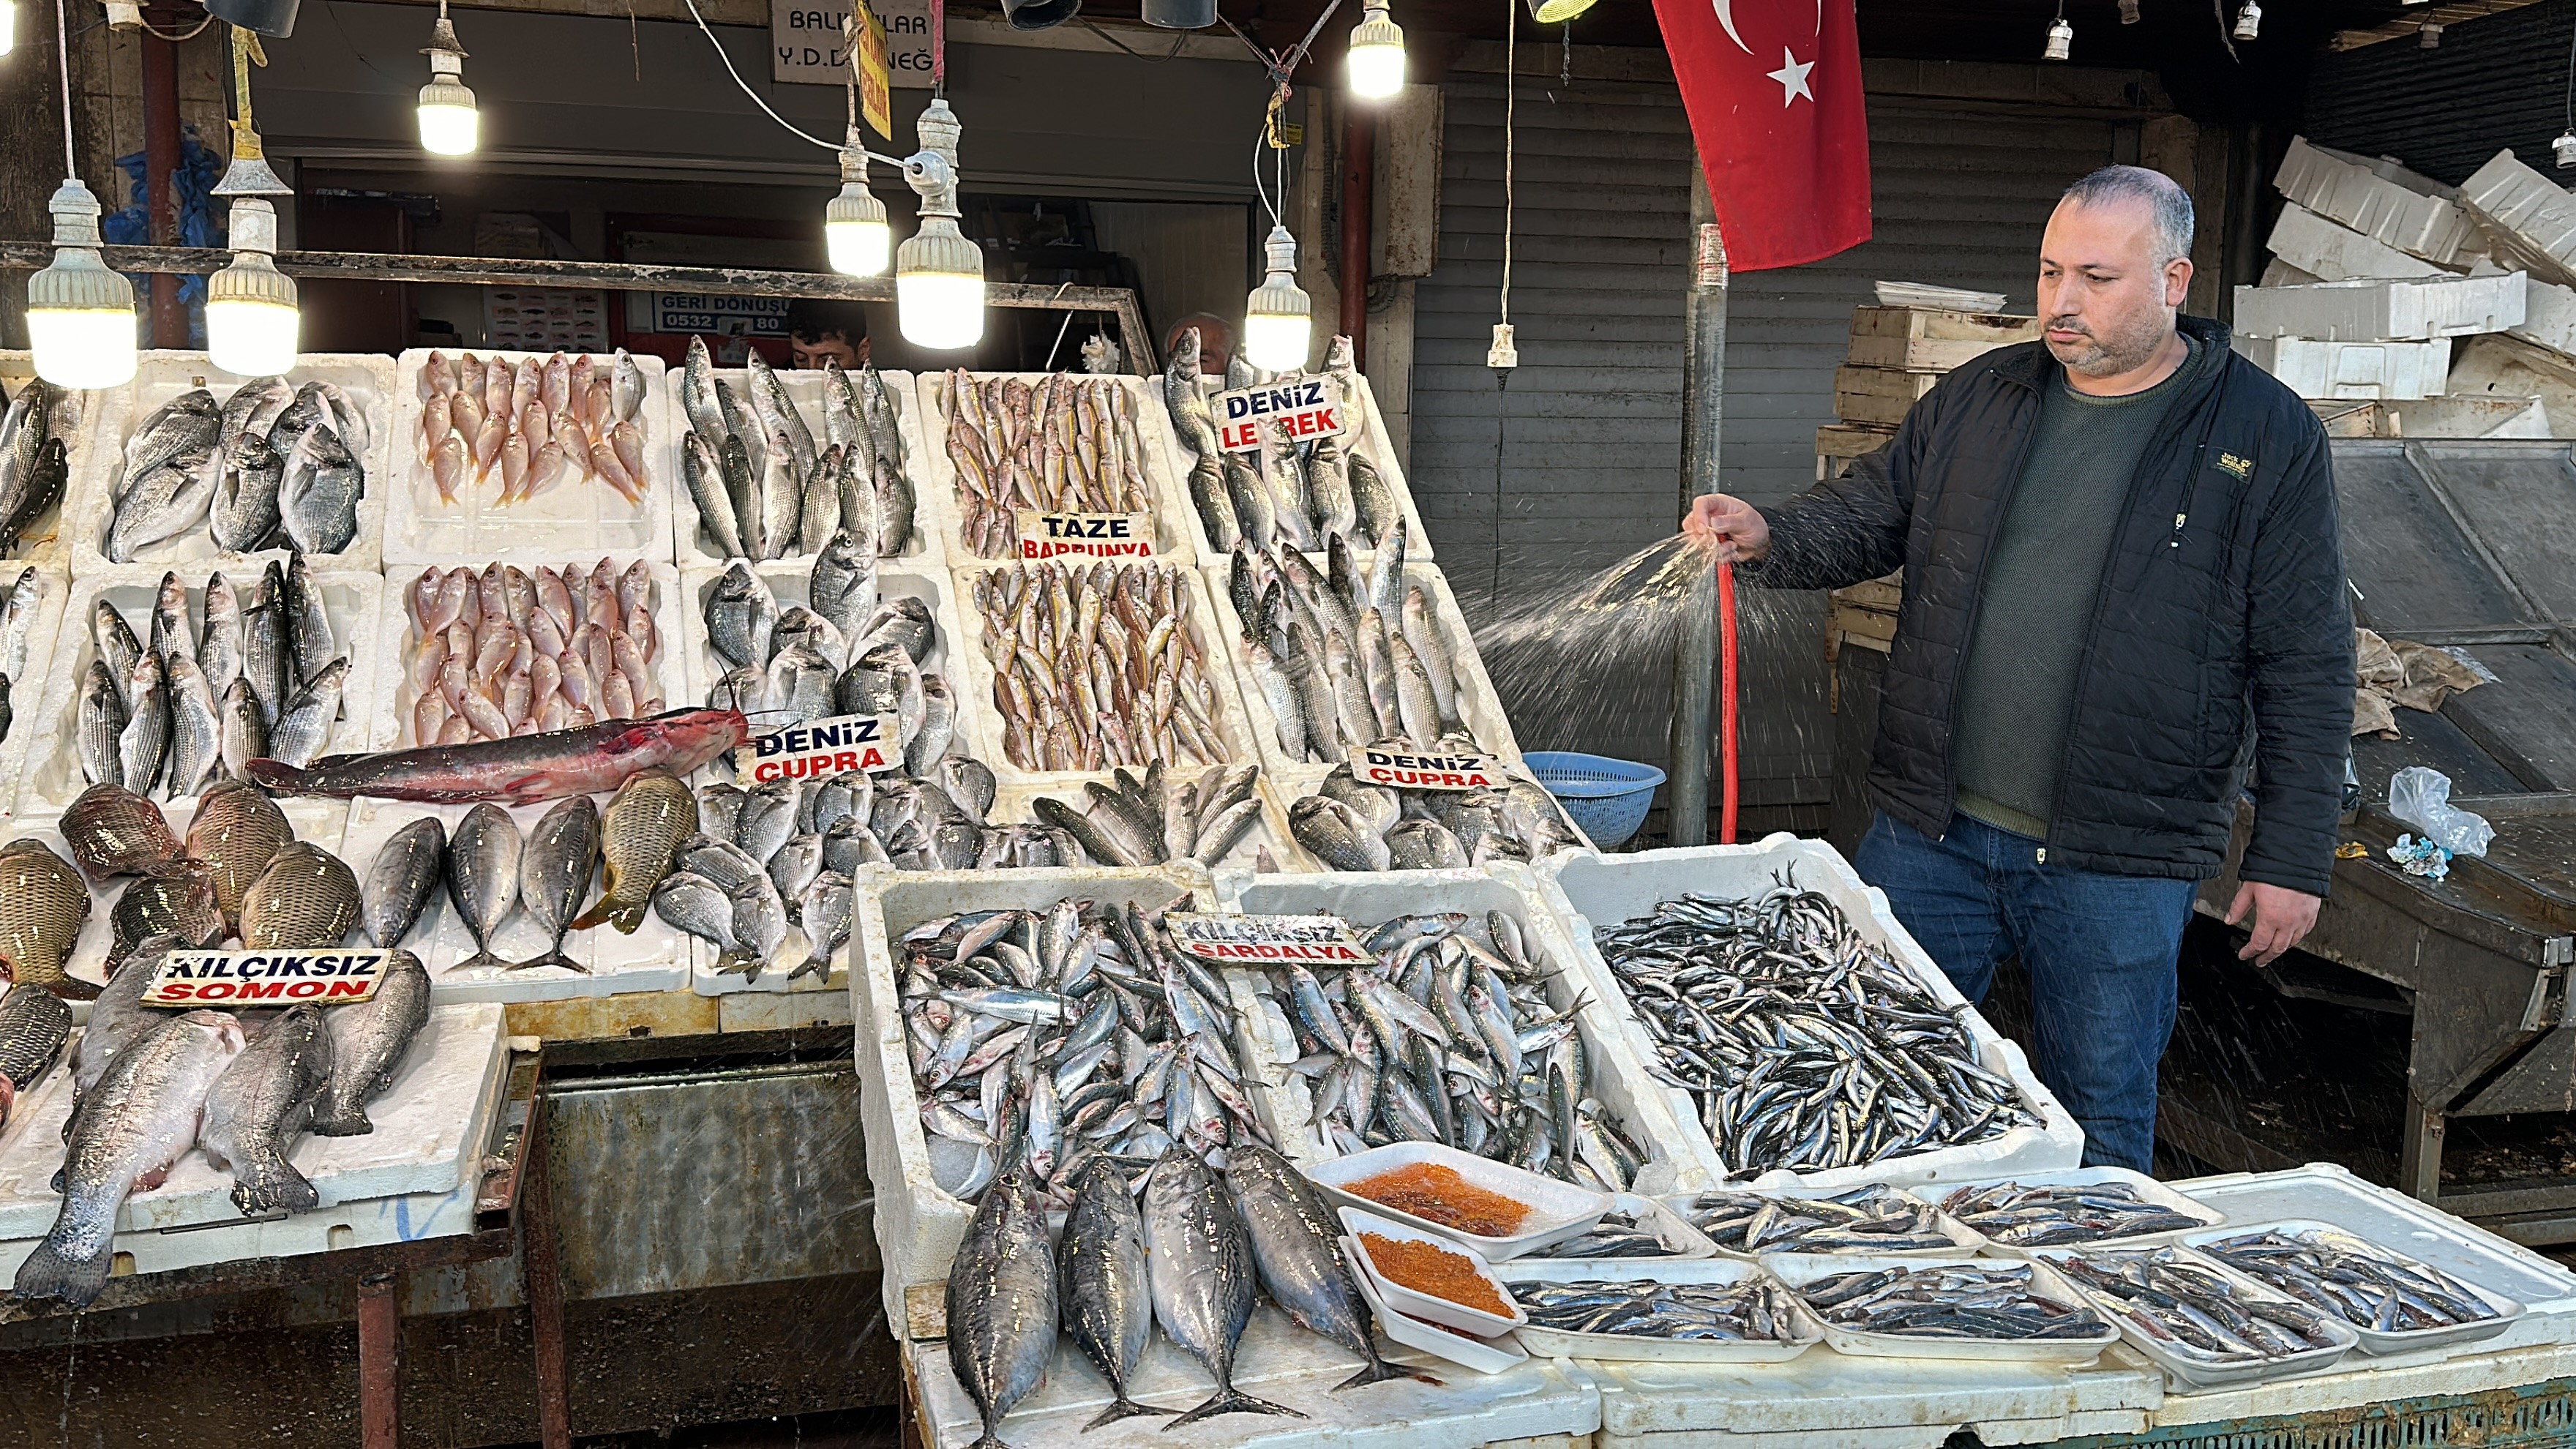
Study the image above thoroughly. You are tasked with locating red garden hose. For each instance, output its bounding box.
[1719,559,1740,845]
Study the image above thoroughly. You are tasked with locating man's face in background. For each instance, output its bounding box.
[792,329,860,370]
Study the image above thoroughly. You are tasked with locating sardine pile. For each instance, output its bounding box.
[2198,1229,2504,1333]
[1513,1277,1808,1342]
[0,376,73,558]
[80,561,348,798]
[1799,1264,2109,1341]
[112,377,369,561]
[899,898,1270,1206]
[1027,763,1268,869]
[0,566,47,744]
[1690,1185,1961,1254]
[402,558,665,746]
[1288,763,1578,872]
[940,370,1149,558]
[1246,908,1652,1191]
[1161,332,1401,555]
[678,337,914,561]
[1938,1180,2212,1246]
[700,544,954,765]
[967,561,1232,772]
[416,348,646,506]
[2052,1247,2345,1361]
[1595,886,2038,1175]
[1226,528,1474,763]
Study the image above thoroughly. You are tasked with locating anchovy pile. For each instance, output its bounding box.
[1161,331,1400,555]
[967,561,1232,772]
[1594,885,2038,1175]
[403,558,666,746]
[2052,1247,2345,1361]
[1225,526,1479,767]
[1288,763,1578,872]
[1939,1180,2211,1246]
[1027,763,1268,869]
[80,560,348,798]
[1514,1277,1808,1342]
[1244,907,1652,1191]
[700,544,956,764]
[900,898,1269,1208]
[940,370,1149,559]
[0,376,73,558]
[679,337,913,562]
[1690,1185,1961,1254]
[111,377,367,561]
[1800,1264,2109,1341]
[1528,1213,1686,1259]
[2198,1229,2504,1333]
[417,348,646,506]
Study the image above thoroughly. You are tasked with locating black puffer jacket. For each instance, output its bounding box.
[1750,315,2353,896]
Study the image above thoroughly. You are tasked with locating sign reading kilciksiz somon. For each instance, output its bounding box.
[144,949,390,1006]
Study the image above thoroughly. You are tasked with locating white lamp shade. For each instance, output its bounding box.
[206,297,301,378]
[1347,37,1404,98]
[0,0,18,57]
[417,94,479,156]
[827,217,892,278]
[28,306,136,389]
[1242,311,1311,372]
[898,271,985,350]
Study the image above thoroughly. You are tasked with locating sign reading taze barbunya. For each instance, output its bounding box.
[1212,378,1347,453]
[1014,511,1155,560]
[144,949,389,1006]
[734,713,906,784]
[1355,746,1502,792]
[1163,912,1372,967]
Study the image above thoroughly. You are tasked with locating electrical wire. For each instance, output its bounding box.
[2565,0,2575,132]
[1078,17,1190,61]
[1499,0,1514,332]
[132,10,214,41]
[678,0,841,151]
[55,0,76,179]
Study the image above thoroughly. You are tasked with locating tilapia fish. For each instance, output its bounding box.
[1056,1159,1169,1429]
[967,561,1231,771]
[0,839,97,998]
[415,348,646,506]
[0,984,71,1127]
[941,370,1147,558]
[401,558,667,746]
[200,1000,334,1216]
[946,1170,1057,1449]
[311,949,431,1137]
[1142,1147,1303,1428]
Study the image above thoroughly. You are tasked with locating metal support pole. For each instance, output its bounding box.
[355,1271,402,1449]
[141,18,186,348]
[1666,162,1727,847]
[522,1104,573,1449]
[1339,95,1375,370]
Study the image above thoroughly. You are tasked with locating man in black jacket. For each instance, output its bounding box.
[1685,165,2354,1171]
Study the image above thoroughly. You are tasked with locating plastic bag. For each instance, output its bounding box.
[2388,766,2494,858]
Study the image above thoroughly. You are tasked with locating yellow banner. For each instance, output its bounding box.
[853,7,893,140]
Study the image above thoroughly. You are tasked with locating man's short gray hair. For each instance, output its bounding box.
[2060,165,2195,266]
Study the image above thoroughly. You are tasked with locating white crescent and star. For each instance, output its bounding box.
[1767,48,1816,105]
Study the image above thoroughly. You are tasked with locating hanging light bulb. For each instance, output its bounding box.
[1347,0,1405,100]
[1,0,18,55]
[2232,0,2259,40]
[205,198,298,375]
[26,179,137,389]
[2043,8,2073,60]
[2117,0,2138,23]
[825,132,891,277]
[1242,225,1313,372]
[2556,130,2576,169]
[2418,20,2442,47]
[897,100,985,351]
[417,3,478,157]
[1524,0,1594,23]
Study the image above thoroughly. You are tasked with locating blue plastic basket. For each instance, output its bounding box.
[1524,751,1666,850]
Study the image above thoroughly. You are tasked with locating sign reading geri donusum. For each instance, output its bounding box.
[144,949,389,1006]
[734,713,906,784]
[1164,913,1374,966]
[1013,511,1155,560]
[1355,745,1505,793]
[1213,377,1348,453]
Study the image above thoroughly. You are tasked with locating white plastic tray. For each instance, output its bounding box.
[2027,1241,2361,1390]
[1538,838,2083,1190]
[671,365,935,572]
[1935,1165,2223,1251]
[1767,1251,2119,1365]
[72,351,394,577]
[1341,1204,1527,1335]
[2182,1218,2526,1358]
[1494,1255,1825,1363]
[1344,1235,1531,1374]
[1306,1141,1612,1262]
[18,566,385,819]
[1,348,97,572]
[385,348,674,567]
[1677,1181,1985,1260]
[914,371,1196,564]
[0,566,74,818]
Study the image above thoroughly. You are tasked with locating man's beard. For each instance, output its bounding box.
[2045,315,2163,378]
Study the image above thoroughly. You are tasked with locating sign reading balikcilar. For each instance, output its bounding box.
[771,0,932,88]
[144,950,391,1006]
[1355,746,1503,793]
[1212,377,1348,453]
[1013,512,1155,560]
[1164,913,1373,966]
[735,713,907,784]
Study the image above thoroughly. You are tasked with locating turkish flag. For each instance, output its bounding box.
[1650,0,1871,271]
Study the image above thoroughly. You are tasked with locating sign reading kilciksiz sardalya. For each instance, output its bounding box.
[1164,913,1373,966]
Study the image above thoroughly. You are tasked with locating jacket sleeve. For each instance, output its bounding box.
[2238,417,2355,898]
[1737,390,1928,592]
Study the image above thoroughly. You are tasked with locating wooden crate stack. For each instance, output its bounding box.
[1819,305,2042,479]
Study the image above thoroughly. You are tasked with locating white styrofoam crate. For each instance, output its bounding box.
[1210,864,1712,1198]
[2233,335,2452,400]
[2231,274,2527,342]
[71,352,394,578]
[2461,149,2576,290]
[946,559,1260,792]
[1535,838,2083,1191]
[670,366,936,572]
[848,863,1214,1320]
[2506,272,2576,360]
[0,1001,504,1251]
[18,566,385,819]
[2261,258,2326,289]
[2266,203,2447,283]
[0,565,73,818]
[384,348,675,568]
[2274,137,2485,268]
[1581,1343,2156,1444]
[0,349,101,572]
[913,371,1198,564]
[368,556,688,754]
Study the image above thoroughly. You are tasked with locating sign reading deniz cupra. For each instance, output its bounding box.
[1213,378,1347,452]
[1163,913,1373,966]
[144,950,388,1006]
[735,714,905,784]
[1355,746,1503,792]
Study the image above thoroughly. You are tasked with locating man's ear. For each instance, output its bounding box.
[2165,256,2193,310]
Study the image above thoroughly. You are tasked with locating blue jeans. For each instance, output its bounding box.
[1853,812,2198,1172]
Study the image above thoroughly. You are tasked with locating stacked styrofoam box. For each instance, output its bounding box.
[71,352,395,578]
[670,367,936,572]
[912,372,1203,564]
[1211,862,1712,1198]
[2461,149,2576,291]
[0,350,101,572]
[0,566,72,819]
[2231,274,2528,342]
[1535,836,2083,1190]
[2265,204,2448,283]
[383,348,675,567]
[847,864,1216,1321]
[2273,136,2485,268]
[2233,336,2452,400]
[17,566,383,819]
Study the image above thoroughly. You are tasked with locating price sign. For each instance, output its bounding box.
[1014,512,1155,560]
[144,949,392,1006]
[1354,746,1505,793]
[734,713,905,784]
[1212,377,1347,453]
[1164,913,1374,967]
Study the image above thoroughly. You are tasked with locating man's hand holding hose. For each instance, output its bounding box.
[1683,494,1772,565]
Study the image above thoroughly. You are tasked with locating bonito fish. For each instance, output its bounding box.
[945,1169,1057,1449]
[1141,1147,1303,1428]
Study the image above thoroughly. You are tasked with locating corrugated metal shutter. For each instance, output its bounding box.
[2304,1,2576,187]
[1415,76,2119,808]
